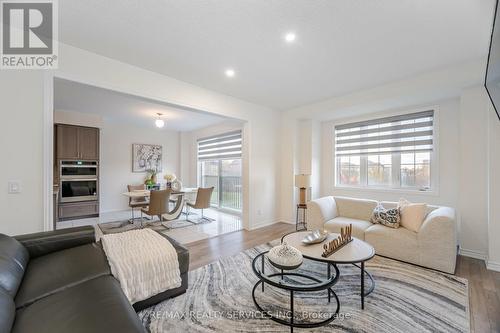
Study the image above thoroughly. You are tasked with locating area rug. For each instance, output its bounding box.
[137,240,469,333]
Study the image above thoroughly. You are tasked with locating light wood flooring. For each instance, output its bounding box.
[185,222,500,333]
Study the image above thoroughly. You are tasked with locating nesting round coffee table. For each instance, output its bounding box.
[282,231,376,309]
[251,231,375,332]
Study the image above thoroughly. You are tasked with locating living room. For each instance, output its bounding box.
[0,1,499,332]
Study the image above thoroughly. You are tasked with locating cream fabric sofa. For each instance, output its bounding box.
[307,196,457,273]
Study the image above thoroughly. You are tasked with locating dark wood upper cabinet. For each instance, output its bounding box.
[56,124,99,160]
[56,125,79,160]
[78,127,99,160]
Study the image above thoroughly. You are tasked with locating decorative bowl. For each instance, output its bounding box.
[267,242,303,270]
[302,230,329,245]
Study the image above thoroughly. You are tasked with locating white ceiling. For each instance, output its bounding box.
[54,78,232,131]
[59,0,495,110]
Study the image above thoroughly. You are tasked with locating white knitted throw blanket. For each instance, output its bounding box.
[101,228,181,303]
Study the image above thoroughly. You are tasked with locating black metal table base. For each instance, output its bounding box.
[252,252,341,332]
[352,262,375,309]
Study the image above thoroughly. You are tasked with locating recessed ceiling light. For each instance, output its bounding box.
[284,32,296,43]
[225,69,235,77]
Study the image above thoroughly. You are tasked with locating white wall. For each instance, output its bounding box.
[458,87,490,258]
[100,123,179,212]
[54,109,103,128]
[0,71,45,235]
[487,105,500,270]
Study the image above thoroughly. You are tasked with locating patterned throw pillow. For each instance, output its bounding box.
[370,203,400,228]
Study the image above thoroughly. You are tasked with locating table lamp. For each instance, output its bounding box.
[295,174,311,206]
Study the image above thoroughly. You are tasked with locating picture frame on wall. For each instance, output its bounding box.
[132,143,163,173]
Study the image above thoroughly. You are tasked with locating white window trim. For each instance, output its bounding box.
[332,106,440,197]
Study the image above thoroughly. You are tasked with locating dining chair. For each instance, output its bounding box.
[140,189,171,227]
[127,184,149,223]
[186,187,214,224]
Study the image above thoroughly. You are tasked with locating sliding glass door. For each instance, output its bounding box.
[199,158,242,212]
[197,130,243,213]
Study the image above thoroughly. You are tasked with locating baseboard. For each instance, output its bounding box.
[486,260,500,272]
[248,220,281,231]
[458,248,488,260]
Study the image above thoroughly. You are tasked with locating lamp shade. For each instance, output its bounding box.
[295,174,311,188]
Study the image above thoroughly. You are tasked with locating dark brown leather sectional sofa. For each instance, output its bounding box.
[0,226,189,333]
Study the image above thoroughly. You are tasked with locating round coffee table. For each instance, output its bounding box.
[251,251,340,332]
[282,231,376,309]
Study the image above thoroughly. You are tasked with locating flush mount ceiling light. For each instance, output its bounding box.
[225,68,235,78]
[155,113,165,128]
[284,32,296,43]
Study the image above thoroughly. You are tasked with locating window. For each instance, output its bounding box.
[335,110,434,191]
[197,131,243,212]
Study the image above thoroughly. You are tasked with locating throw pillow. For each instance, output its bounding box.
[398,198,427,232]
[370,203,400,228]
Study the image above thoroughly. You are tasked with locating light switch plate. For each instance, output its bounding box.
[8,181,21,194]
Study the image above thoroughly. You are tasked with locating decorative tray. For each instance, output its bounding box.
[302,230,329,245]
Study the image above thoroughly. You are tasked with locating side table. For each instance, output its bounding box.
[296,204,307,231]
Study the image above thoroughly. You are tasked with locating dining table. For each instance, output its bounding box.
[122,188,198,222]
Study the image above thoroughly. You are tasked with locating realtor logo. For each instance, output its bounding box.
[1,0,58,69]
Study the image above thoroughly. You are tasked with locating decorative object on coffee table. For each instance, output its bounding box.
[321,224,353,258]
[267,242,303,270]
[302,229,328,245]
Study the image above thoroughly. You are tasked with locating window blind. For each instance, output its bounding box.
[197,130,242,161]
[334,110,434,156]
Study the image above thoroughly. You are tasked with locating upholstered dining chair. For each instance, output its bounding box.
[127,184,149,223]
[186,187,214,224]
[140,189,171,227]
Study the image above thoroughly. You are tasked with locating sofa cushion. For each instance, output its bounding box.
[0,287,15,333]
[370,203,400,228]
[15,243,110,309]
[324,217,373,240]
[334,196,378,221]
[398,199,427,233]
[0,234,29,297]
[365,224,419,264]
[12,276,146,333]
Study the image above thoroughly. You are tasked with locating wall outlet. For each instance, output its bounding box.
[257,209,263,216]
[8,181,21,194]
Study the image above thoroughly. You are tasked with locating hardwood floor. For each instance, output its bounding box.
[185,222,500,333]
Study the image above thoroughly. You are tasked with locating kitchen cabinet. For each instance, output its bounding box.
[56,124,99,160]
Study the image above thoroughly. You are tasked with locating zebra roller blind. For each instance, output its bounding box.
[197,130,242,161]
[335,110,434,156]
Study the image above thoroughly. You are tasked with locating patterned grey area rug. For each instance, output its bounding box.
[138,241,469,333]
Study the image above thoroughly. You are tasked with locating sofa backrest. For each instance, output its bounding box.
[0,287,15,333]
[380,201,439,216]
[333,196,378,221]
[0,234,29,297]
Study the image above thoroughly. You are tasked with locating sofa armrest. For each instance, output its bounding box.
[418,206,457,273]
[306,196,338,231]
[15,226,96,259]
